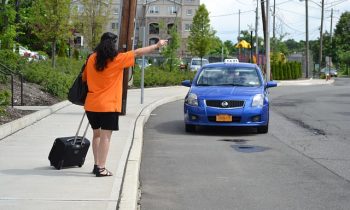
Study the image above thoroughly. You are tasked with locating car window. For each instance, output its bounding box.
[191,59,209,65]
[196,67,261,87]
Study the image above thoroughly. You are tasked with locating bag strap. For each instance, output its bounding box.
[72,113,89,145]
[81,53,93,73]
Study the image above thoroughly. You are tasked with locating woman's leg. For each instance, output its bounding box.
[97,129,113,169]
[92,129,101,166]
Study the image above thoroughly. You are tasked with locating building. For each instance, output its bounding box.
[136,0,199,58]
[71,0,199,57]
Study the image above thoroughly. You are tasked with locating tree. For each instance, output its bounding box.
[15,0,44,51]
[71,0,112,50]
[338,50,350,75]
[284,39,303,54]
[187,4,215,63]
[223,40,237,56]
[333,12,350,65]
[0,0,17,49]
[334,12,350,52]
[161,22,181,71]
[30,0,71,68]
[208,36,226,57]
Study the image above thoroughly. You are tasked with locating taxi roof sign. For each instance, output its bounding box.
[224,58,239,63]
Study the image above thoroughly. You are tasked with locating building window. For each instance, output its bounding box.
[149,38,159,45]
[149,23,159,34]
[187,9,193,16]
[77,5,84,13]
[149,6,159,14]
[113,7,119,15]
[167,23,174,34]
[168,6,177,15]
[185,24,192,31]
[111,22,119,30]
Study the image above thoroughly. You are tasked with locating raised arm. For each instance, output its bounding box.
[134,40,168,57]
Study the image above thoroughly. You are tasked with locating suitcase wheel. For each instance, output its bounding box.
[78,165,82,167]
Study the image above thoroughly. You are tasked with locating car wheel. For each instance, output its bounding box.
[185,124,196,132]
[257,124,268,134]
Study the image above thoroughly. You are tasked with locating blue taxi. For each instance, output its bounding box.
[181,59,277,133]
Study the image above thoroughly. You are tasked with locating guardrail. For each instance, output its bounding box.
[0,63,23,106]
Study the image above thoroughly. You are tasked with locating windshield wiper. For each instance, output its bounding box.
[216,83,246,86]
[197,84,211,86]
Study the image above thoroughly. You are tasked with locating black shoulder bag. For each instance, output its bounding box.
[68,55,91,106]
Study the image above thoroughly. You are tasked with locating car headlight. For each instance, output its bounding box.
[252,94,264,107]
[185,93,198,106]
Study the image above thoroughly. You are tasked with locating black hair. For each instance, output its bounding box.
[94,32,118,71]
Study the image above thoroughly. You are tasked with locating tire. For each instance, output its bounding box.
[257,124,268,134]
[185,124,196,132]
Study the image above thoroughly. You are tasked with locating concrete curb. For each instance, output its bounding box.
[277,78,335,86]
[118,95,185,210]
[0,101,71,140]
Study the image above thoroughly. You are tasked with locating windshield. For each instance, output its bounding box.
[196,67,261,87]
[191,59,209,66]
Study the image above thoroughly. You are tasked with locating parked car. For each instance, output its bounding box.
[320,67,338,77]
[16,46,46,61]
[190,57,209,71]
[181,59,277,133]
[136,58,151,68]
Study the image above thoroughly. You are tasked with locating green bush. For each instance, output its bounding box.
[0,50,27,73]
[20,57,84,99]
[132,66,196,88]
[0,90,11,114]
[271,61,302,80]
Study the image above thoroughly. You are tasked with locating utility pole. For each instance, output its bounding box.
[266,0,271,81]
[305,0,309,78]
[261,0,266,45]
[237,9,241,59]
[330,8,333,44]
[118,0,137,115]
[319,0,324,76]
[255,5,259,65]
[272,0,276,53]
[237,9,241,43]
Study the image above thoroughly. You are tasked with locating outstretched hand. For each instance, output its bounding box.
[157,40,168,48]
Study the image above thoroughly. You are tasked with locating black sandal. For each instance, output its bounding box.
[96,167,113,177]
[92,164,98,174]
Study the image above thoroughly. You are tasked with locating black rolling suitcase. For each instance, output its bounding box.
[48,113,90,170]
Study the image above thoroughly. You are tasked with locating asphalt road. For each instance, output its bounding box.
[140,78,350,210]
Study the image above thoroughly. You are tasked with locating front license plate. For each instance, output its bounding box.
[216,114,232,122]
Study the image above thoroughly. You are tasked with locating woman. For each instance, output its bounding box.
[83,32,167,177]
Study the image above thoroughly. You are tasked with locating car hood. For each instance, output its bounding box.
[190,86,263,99]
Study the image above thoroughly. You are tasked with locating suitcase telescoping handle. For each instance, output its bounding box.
[73,112,89,145]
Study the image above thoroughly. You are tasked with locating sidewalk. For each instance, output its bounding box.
[0,79,334,210]
[276,78,334,86]
[0,86,189,210]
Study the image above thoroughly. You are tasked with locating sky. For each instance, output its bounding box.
[199,0,350,43]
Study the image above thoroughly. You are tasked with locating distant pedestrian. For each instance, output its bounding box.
[82,32,167,177]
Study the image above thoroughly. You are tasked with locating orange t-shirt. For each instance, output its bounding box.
[82,51,135,112]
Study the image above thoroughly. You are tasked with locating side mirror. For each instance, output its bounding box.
[181,80,192,87]
[266,81,277,88]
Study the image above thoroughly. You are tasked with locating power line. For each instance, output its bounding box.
[209,9,255,18]
[277,7,321,19]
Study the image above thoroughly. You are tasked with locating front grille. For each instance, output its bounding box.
[206,100,244,108]
[208,116,242,123]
